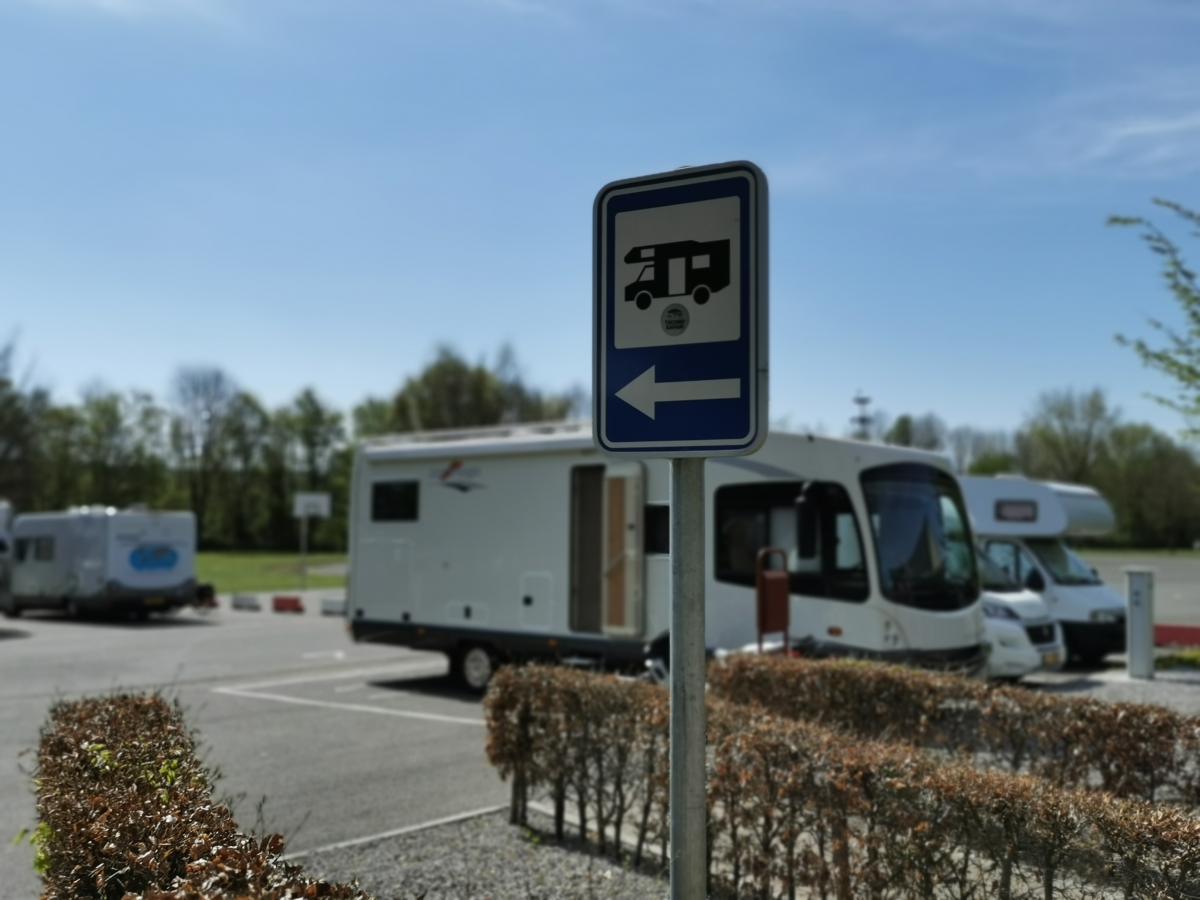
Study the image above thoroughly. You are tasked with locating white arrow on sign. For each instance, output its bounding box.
[615,366,741,420]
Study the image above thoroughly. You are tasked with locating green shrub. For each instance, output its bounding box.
[34,694,371,900]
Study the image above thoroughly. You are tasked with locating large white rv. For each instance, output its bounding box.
[346,423,986,688]
[1,507,199,618]
[960,476,1126,665]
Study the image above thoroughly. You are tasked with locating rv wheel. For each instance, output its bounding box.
[1,602,19,619]
[693,285,711,305]
[458,646,496,692]
[634,291,653,310]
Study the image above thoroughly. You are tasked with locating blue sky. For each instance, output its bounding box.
[2,0,1199,438]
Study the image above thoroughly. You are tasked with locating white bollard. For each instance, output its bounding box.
[1124,567,1155,680]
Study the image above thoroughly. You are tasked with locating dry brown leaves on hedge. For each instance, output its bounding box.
[35,693,372,900]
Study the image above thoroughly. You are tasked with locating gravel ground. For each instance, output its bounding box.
[298,808,670,900]
[1027,659,1200,715]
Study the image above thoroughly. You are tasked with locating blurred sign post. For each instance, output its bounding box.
[293,492,332,590]
[593,161,769,900]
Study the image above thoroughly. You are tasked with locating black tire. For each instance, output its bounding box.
[65,599,80,619]
[456,645,496,693]
[2,602,19,619]
[634,291,653,310]
[693,285,711,305]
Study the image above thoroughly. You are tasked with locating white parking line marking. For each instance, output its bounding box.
[302,650,346,660]
[282,805,507,860]
[223,659,444,692]
[212,686,484,727]
[333,683,364,693]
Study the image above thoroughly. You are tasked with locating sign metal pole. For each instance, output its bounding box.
[670,457,706,900]
[300,514,309,591]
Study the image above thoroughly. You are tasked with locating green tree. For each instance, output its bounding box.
[0,342,50,510]
[351,396,394,438]
[170,366,237,544]
[882,413,946,451]
[1093,423,1200,547]
[1018,387,1117,483]
[1111,200,1200,430]
[392,345,575,432]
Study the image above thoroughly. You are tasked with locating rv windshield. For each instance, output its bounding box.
[1024,538,1102,586]
[978,552,1021,593]
[861,463,979,611]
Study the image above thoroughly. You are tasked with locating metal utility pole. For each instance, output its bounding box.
[670,458,706,900]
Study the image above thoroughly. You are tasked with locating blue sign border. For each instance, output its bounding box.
[593,162,768,457]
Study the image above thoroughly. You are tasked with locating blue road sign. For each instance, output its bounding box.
[593,161,768,457]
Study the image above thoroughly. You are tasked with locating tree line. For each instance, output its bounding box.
[868,388,1200,548]
[0,345,577,551]
[2,199,1197,551]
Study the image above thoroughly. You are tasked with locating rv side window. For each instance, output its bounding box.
[372,481,419,522]
[644,505,669,555]
[34,536,55,562]
[715,481,869,602]
[14,538,30,563]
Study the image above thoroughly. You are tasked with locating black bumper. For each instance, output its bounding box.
[1061,619,1126,658]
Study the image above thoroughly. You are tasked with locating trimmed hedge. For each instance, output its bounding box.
[486,664,1200,899]
[709,654,1200,804]
[33,694,372,900]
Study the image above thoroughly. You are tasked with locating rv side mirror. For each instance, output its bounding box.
[1025,570,1045,593]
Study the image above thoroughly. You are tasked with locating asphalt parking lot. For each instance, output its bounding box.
[1083,551,1200,626]
[0,595,509,899]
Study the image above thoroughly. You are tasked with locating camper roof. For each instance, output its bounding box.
[359,420,958,469]
[360,420,596,463]
[959,475,1115,538]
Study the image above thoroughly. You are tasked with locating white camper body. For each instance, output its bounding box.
[977,552,1065,680]
[2,507,198,618]
[0,500,12,605]
[347,423,986,686]
[960,476,1125,665]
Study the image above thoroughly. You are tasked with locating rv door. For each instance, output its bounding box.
[602,463,644,637]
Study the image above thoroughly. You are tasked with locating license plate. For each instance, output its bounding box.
[145,597,164,607]
[1042,651,1061,667]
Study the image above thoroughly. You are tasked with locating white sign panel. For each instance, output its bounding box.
[293,492,332,519]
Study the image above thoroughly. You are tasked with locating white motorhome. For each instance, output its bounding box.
[1,507,199,619]
[346,422,986,689]
[960,476,1125,665]
[977,551,1065,679]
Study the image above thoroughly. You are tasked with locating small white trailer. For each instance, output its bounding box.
[2,506,199,618]
[346,422,986,688]
[960,476,1126,665]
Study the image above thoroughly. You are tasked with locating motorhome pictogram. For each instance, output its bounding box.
[624,239,730,310]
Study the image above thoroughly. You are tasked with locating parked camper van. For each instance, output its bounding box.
[978,551,1065,680]
[1,507,199,618]
[0,500,12,606]
[346,422,986,689]
[960,476,1125,665]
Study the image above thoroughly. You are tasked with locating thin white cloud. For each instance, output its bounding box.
[10,0,235,24]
